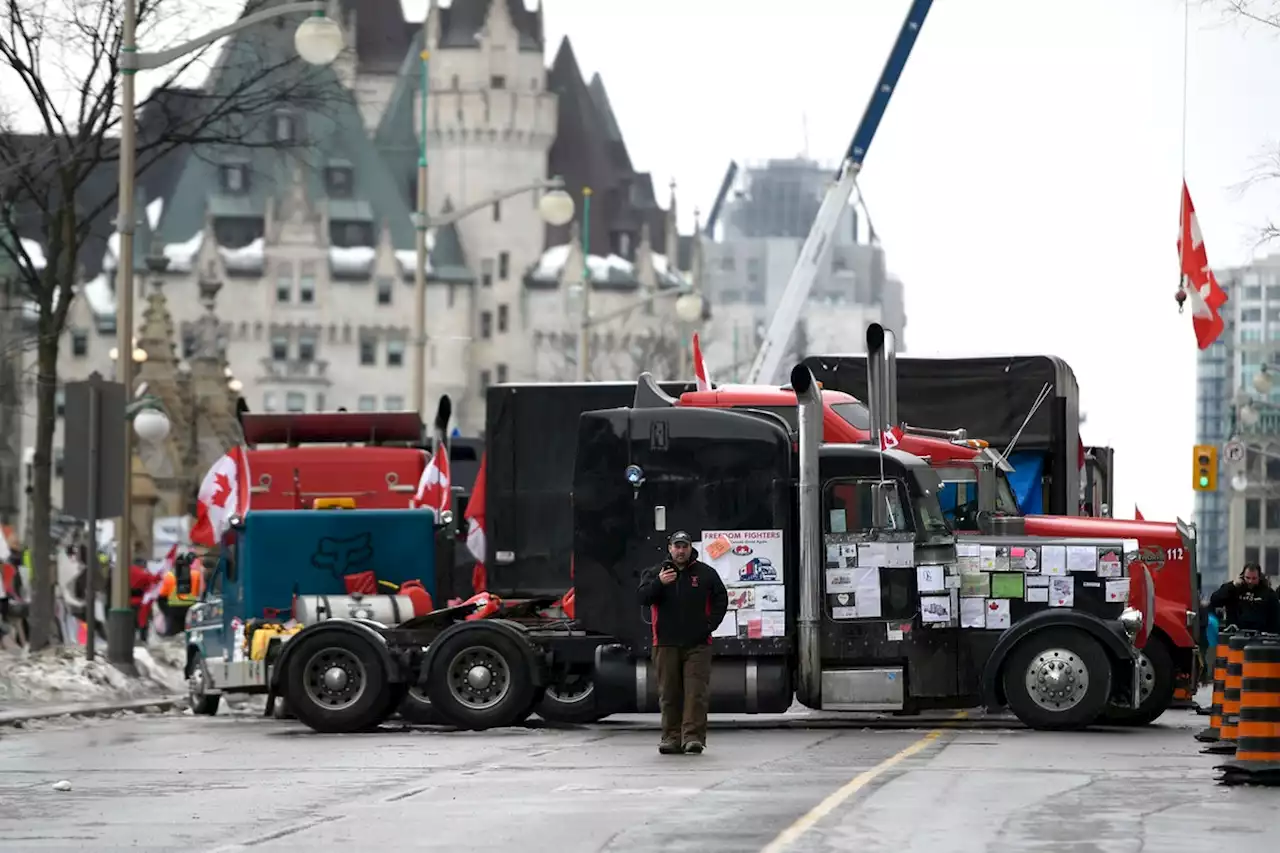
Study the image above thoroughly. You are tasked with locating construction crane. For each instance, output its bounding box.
[746,0,933,385]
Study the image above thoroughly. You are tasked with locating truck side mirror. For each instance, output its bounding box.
[871,481,895,529]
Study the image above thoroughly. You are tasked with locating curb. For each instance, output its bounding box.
[0,695,185,726]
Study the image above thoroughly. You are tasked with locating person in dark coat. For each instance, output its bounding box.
[637,531,728,756]
[1208,562,1280,634]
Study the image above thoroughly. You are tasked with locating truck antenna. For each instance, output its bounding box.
[1000,382,1052,463]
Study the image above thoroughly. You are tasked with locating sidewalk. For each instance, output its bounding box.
[0,695,184,726]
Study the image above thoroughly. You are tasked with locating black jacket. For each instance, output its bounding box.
[1209,580,1280,633]
[637,551,729,647]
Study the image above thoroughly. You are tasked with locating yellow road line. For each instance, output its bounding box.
[759,714,961,853]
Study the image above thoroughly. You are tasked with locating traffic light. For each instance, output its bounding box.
[1193,444,1218,492]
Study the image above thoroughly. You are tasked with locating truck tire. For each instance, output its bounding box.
[1100,636,1176,727]
[535,672,607,724]
[187,651,221,716]
[425,628,536,730]
[284,632,393,734]
[1002,628,1111,731]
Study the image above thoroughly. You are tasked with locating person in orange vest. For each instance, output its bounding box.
[158,552,205,605]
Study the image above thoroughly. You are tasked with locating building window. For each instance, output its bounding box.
[275,112,294,142]
[481,258,494,288]
[299,276,315,304]
[332,220,374,248]
[285,391,306,412]
[387,338,405,367]
[55,386,65,417]
[1246,545,1261,567]
[480,369,491,390]
[325,166,353,198]
[480,311,492,339]
[1246,498,1261,530]
[498,251,510,280]
[270,334,289,361]
[70,329,88,357]
[182,330,196,358]
[490,75,506,89]
[276,278,291,303]
[263,391,279,412]
[359,334,377,365]
[54,448,64,479]
[496,363,508,384]
[357,394,376,412]
[377,278,393,305]
[298,333,316,362]
[220,164,247,194]
[493,201,501,222]
[384,395,405,411]
[497,304,508,333]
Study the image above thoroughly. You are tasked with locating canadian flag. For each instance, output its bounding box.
[412,442,452,518]
[1177,181,1228,350]
[141,544,178,607]
[190,447,251,547]
[880,425,903,451]
[692,332,713,392]
[466,454,488,593]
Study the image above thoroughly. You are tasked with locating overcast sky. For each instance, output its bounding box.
[483,0,1279,525]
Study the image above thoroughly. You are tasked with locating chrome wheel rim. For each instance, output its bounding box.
[302,647,367,712]
[1024,647,1090,713]
[547,674,594,703]
[1134,651,1155,704]
[447,646,511,711]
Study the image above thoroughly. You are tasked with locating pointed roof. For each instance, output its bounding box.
[153,11,418,253]
[340,0,418,73]
[439,0,542,52]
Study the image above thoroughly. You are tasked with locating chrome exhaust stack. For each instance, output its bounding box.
[865,323,898,440]
[790,362,824,708]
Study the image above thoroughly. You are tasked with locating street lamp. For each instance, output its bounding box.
[674,291,704,325]
[539,189,575,227]
[131,405,171,444]
[110,0,343,668]
[1255,364,1274,396]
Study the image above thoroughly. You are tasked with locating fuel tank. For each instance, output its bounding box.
[293,594,415,626]
[594,645,793,714]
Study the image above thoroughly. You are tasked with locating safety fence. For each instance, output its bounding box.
[1194,628,1280,787]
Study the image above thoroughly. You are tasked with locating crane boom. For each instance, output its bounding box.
[746,0,933,385]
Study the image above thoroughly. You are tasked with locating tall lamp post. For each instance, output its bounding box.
[575,187,593,382]
[111,1,344,666]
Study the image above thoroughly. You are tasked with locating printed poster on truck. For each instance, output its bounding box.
[701,530,785,586]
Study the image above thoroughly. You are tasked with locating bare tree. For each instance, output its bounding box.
[531,327,693,383]
[0,0,350,649]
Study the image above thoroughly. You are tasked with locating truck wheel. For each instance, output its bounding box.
[426,629,535,730]
[187,651,221,716]
[397,686,442,725]
[1100,637,1176,726]
[535,672,606,724]
[285,632,392,734]
[1003,628,1111,731]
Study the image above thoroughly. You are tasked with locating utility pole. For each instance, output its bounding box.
[575,188,592,382]
[411,39,431,421]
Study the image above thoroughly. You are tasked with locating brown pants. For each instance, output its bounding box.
[653,644,713,744]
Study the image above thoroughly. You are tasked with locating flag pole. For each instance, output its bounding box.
[1178,0,1190,310]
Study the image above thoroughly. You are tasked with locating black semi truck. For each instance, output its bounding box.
[268,341,1152,733]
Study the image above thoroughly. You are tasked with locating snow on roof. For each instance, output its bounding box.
[218,237,265,273]
[530,244,634,283]
[19,238,46,271]
[330,245,377,276]
[82,273,116,316]
[146,197,164,231]
[394,229,436,277]
[163,231,203,273]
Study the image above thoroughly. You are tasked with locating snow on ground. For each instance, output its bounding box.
[0,641,186,708]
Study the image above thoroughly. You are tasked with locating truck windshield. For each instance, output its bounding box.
[935,466,1020,530]
[829,402,871,430]
[909,468,953,536]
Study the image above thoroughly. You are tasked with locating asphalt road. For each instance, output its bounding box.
[0,706,1276,853]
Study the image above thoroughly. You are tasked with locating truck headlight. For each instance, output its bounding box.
[1119,607,1143,642]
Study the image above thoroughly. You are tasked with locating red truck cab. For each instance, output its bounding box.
[241,412,427,510]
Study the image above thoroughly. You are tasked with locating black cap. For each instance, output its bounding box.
[669,531,692,545]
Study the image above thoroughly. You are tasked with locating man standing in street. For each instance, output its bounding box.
[637,531,728,756]
[1208,562,1280,634]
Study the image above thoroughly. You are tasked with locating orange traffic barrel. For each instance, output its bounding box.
[1195,638,1230,743]
[1217,635,1280,786]
[1202,631,1256,755]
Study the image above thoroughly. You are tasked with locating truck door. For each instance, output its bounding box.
[820,475,962,703]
